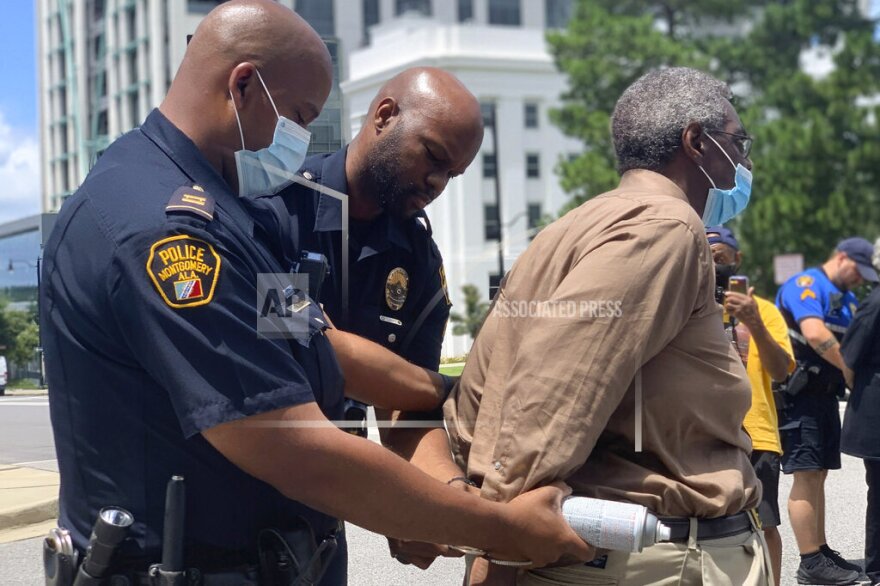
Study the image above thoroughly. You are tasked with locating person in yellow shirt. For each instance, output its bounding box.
[708,226,796,586]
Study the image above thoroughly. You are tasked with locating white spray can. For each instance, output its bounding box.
[561,497,672,553]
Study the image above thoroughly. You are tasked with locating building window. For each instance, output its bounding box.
[186,1,227,14]
[363,0,380,43]
[484,204,500,241]
[296,0,335,37]
[524,102,539,128]
[526,153,540,178]
[126,7,136,39]
[396,0,432,17]
[489,0,521,26]
[480,102,495,128]
[489,273,502,299]
[92,0,106,20]
[545,0,573,29]
[458,0,473,22]
[483,153,497,179]
[527,203,542,237]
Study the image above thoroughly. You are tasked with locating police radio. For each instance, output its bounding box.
[294,251,330,301]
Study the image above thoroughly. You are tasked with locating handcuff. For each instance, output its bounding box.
[444,476,533,580]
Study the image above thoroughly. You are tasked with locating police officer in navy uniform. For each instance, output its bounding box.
[245,67,482,430]
[40,2,592,583]
[840,239,880,585]
[776,237,877,584]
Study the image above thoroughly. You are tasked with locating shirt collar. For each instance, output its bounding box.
[139,109,254,235]
[312,146,413,257]
[618,169,689,203]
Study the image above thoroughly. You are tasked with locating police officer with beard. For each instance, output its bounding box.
[245,66,482,422]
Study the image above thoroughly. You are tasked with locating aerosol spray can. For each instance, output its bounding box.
[561,497,671,553]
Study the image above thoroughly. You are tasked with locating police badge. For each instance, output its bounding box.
[385,267,409,311]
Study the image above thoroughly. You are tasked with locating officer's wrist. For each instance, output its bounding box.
[447,475,480,495]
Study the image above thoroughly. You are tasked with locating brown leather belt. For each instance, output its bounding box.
[660,511,753,542]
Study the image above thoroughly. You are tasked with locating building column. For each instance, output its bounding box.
[495,96,527,267]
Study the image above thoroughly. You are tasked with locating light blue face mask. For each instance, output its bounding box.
[698,133,752,227]
[231,69,311,197]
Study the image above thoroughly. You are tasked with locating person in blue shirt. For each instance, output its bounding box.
[776,237,878,584]
[39,2,592,584]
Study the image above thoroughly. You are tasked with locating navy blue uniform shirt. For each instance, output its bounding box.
[41,109,346,565]
[841,285,880,459]
[245,147,451,370]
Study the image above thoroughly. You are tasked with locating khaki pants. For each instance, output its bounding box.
[519,519,772,586]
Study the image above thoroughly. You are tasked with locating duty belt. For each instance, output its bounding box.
[660,511,754,542]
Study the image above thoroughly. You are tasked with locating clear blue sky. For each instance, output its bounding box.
[0,2,38,134]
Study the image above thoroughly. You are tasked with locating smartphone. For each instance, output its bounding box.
[728,275,749,295]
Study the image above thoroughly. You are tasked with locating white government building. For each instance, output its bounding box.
[38,0,581,358]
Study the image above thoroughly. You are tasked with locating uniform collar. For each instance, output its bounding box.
[312,146,412,258]
[139,109,254,235]
[618,169,689,203]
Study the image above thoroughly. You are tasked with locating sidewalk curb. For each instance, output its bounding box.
[0,497,58,531]
[0,467,60,535]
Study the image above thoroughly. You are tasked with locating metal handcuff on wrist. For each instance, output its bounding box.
[445,476,533,575]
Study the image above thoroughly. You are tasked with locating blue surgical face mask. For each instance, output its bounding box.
[698,134,752,227]
[231,69,311,197]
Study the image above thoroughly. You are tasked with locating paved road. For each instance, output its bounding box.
[0,399,871,585]
[0,394,55,472]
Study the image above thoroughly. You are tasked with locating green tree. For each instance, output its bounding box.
[449,284,490,340]
[0,305,39,369]
[549,0,880,294]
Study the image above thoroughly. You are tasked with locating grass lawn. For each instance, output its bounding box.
[439,364,464,377]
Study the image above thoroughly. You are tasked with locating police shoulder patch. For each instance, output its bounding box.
[147,235,221,308]
[796,275,814,288]
[165,185,215,221]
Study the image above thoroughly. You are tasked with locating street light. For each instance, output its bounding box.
[7,258,38,273]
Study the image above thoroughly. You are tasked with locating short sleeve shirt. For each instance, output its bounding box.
[776,267,857,363]
[41,109,345,560]
[742,296,795,454]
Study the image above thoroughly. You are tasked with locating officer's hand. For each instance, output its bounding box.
[725,288,760,329]
[387,537,463,569]
[493,482,595,568]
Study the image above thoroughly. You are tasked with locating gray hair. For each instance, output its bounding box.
[611,67,733,174]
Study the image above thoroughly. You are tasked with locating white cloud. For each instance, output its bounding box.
[0,109,41,224]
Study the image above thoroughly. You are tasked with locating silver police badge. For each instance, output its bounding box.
[385,267,409,311]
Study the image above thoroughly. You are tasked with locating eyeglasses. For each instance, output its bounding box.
[712,131,753,158]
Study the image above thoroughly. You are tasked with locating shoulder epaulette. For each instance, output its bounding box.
[165,185,215,221]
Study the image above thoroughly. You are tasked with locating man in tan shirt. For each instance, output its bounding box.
[445,67,770,585]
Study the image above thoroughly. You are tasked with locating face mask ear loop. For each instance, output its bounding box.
[706,133,737,169]
[698,165,717,189]
[254,68,280,120]
[229,89,246,150]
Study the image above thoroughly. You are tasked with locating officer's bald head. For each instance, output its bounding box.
[367,67,482,132]
[162,0,332,192]
[350,67,483,220]
[181,0,330,90]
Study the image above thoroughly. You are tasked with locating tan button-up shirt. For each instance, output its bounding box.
[445,170,760,518]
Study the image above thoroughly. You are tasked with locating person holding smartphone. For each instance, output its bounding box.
[707,226,796,586]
